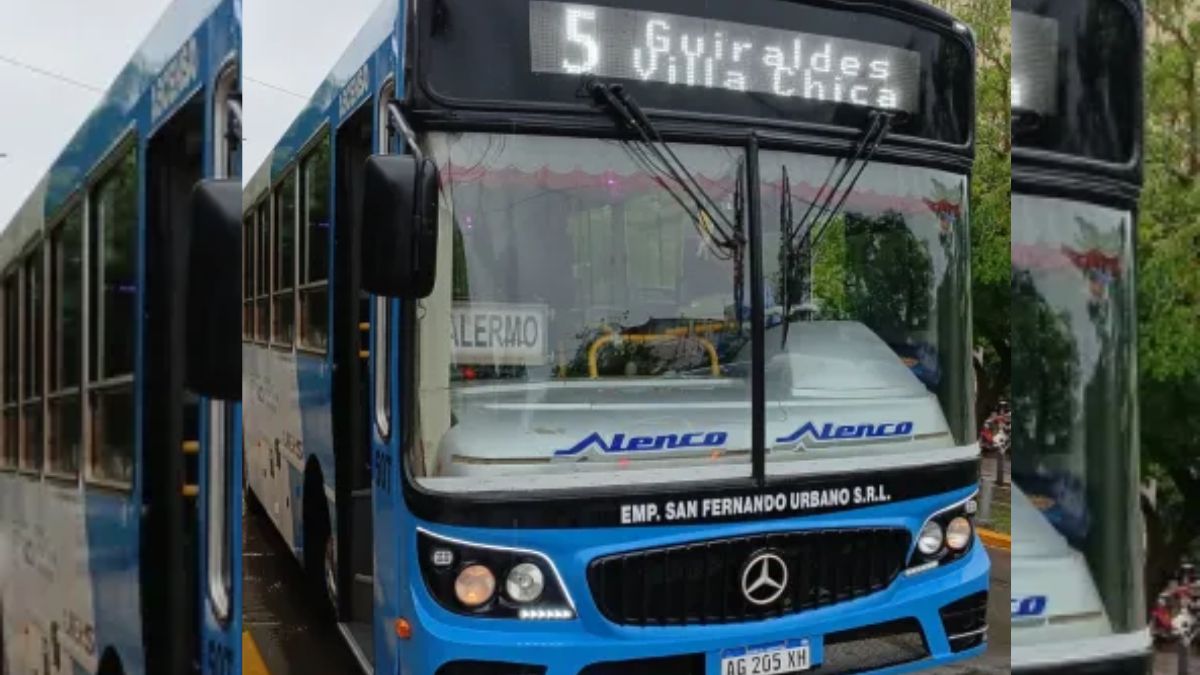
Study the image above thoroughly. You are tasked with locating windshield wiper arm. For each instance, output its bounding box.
[779,111,897,348]
[802,112,895,249]
[608,85,740,238]
[780,165,794,348]
[787,111,889,249]
[588,80,743,256]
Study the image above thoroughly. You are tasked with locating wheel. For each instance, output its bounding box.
[244,482,265,516]
[97,648,125,675]
[304,477,336,619]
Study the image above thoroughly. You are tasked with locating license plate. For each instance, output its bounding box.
[719,639,812,675]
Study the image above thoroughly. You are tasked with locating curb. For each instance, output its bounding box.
[978,528,1011,551]
[244,631,270,675]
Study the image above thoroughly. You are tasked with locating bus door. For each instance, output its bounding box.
[144,93,205,675]
[332,100,376,664]
[191,68,243,675]
[181,177,241,675]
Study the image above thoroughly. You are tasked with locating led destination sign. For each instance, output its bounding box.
[529,1,921,112]
[1011,11,1058,114]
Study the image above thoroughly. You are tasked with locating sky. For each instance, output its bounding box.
[244,0,378,175]
[0,0,379,228]
[0,0,171,226]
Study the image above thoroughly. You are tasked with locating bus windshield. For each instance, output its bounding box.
[412,132,971,493]
[1011,193,1142,640]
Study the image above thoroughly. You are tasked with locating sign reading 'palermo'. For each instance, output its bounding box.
[450,302,548,366]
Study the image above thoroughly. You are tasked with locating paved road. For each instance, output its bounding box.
[925,547,1011,674]
[980,454,1011,485]
[243,500,1012,675]
[243,497,362,674]
[1156,647,1200,674]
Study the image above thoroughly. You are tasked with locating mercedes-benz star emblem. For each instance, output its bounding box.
[741,551,789,605]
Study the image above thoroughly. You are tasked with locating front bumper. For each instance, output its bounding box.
[1013,629,1153,675]
[403,536,990,675]
[1014,653,1152,675]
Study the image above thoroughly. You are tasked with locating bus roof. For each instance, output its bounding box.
[0,0,236,272]
[246,0,397,210]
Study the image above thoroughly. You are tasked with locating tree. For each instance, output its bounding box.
[1139,0,1200,605]
[842,211,933,342]
[928,0,1012,429]
[1010,270,1079,459]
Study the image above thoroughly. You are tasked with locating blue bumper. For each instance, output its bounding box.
[397,489,990,675]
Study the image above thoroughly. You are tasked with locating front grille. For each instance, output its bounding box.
[822,618,931,674]
[587,528,910,626]
[435,661,546,675]
[939,591,988,652]
[1016,653,1152,675]
[577,654,705,675]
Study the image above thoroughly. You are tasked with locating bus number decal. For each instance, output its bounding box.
[152,37,199,123]
[374,449,393,494]
[339,65,370,119]
[206,639,234,675]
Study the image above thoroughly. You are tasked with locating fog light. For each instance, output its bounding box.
[917,521,944,555]
[946,517,973,551]
[505,562,545,603]
[454,564,496,607]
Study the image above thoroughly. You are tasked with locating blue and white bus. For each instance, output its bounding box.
[1010,0,1149,672]
[244,0,988,673]
[0,1,243,674]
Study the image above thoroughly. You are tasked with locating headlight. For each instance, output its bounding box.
[454,564,496,607]
[506,562,545,603]
[907,492,978,573]
[945,517,972,551]
[917,520,944,555]
[417,529,576,619]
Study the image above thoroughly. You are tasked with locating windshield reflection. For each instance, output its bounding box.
[1011,193,1142,639]
[411,132,972,492]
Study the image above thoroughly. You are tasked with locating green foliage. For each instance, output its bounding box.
[1010,270,1079,456]
[928,0,1012,425]
[842,211,933,339]
[810,219,848,317]
[1137,0,1200,603]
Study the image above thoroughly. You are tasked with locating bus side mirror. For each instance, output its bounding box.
[361,154,439,298]
[184,179,241,400]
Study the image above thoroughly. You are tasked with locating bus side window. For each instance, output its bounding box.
[373,85,394,438]
[255,201,269,342]
[0,274,16,467]
[47,206,83,478]
[88,146,137,486]
[21,246,44,473]
[374,297,389,438]
[299,135,330,352]
[272,171,297,347]
[243,216,254,340]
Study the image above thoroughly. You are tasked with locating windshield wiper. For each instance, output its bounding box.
[779,110,896,347]
[587,80,744,260]
[589,79,752,329]
[779,165,795,347]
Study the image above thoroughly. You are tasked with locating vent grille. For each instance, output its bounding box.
[587,528,910,626]
[939,591,988,652]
